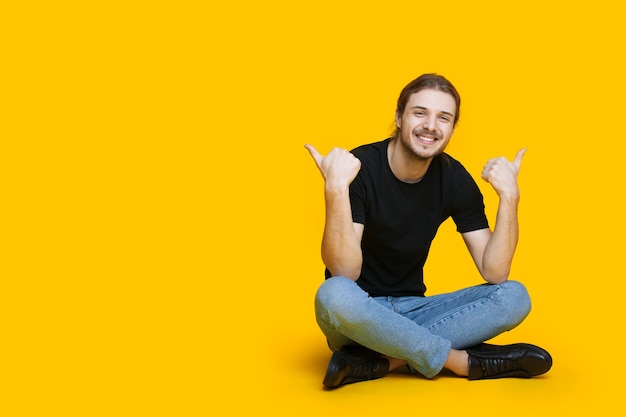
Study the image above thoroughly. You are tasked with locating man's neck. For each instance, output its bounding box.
[387,138,433,184]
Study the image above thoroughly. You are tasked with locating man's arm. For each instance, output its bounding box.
[305,145,364,281]
[462,149,526,284]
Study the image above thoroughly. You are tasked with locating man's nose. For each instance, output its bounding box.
[422,115,436,131]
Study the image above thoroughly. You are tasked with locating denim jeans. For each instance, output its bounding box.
[315,276,531,378]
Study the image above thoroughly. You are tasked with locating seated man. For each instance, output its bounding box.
[305,73,552,388]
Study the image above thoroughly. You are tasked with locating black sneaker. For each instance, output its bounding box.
[466,343,552,380]
[323,345,390,389]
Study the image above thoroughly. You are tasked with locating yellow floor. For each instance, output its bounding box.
[200,278,617,416]
[234,326,611,416]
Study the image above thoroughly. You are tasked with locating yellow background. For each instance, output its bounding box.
[2,1,624,415]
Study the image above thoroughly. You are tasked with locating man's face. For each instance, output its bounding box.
[395,89,457,161]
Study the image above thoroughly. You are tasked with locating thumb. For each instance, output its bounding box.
[304,144,323,168]
[513,148,526,169]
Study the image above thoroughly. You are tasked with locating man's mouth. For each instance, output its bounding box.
[414,132,440,144]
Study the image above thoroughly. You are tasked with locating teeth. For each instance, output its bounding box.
[417,135,436,142]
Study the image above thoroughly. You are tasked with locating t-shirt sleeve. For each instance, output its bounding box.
[451,168,490,233]
[349,172,367,225]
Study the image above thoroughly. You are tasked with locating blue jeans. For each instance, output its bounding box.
[315,276,531,378]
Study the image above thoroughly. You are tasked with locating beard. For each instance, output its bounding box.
[397,128,448,162]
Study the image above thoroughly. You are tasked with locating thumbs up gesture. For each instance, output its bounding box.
[305,144,362,191]
[481,149,526,199]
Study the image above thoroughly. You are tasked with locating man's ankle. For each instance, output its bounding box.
[444,348,469,377]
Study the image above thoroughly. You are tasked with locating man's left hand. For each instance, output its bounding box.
[481,149,526,199]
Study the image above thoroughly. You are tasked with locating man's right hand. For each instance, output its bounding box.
[305,144,362,190]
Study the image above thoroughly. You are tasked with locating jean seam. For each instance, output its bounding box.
[423,286,502,331]
[425,298,488,332]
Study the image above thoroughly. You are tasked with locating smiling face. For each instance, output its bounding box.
[395,88,457,161]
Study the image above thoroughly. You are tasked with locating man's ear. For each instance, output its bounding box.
[395,111,401,128]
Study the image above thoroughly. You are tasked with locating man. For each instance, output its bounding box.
[305,74,552,389]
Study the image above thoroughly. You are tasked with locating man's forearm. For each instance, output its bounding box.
[321,187,362,281]
[481,196,519,284]
[305,144,363,280]
[479,149,526,283]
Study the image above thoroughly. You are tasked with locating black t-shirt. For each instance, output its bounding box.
[326,138,489,297]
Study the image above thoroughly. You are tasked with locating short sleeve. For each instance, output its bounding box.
[349,172,367,225]
[451,169,489,233]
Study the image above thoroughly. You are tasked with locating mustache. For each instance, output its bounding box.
[413,129,442,140]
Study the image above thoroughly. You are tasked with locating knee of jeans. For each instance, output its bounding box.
[499,280,532,324]
[314,276,361,323]
[315,276,355,312]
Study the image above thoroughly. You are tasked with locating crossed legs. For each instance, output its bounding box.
[315,276,532,378]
